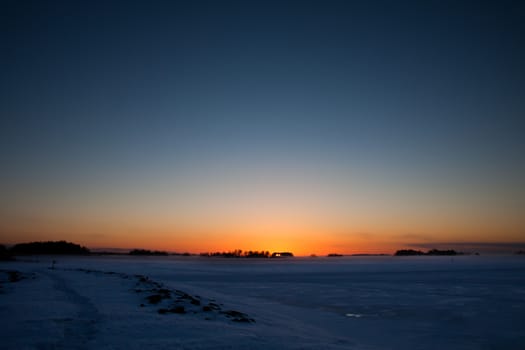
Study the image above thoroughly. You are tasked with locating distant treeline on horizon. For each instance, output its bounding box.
[200,250,295,258]
[3,242,524,261]
[0,243,294,259]
[394,249,465,256]
[1,241,89,258]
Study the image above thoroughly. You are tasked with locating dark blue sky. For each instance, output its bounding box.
[1,0,524,250]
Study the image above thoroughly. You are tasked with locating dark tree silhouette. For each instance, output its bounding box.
[200,250,271,258]
[129,249,168,256]
[394,249,425,256]
[0,244,13,260]
[395,249,460,256]
[10,241,89,255]
[426,249,458,256]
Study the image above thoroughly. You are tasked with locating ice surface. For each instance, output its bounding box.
[1,255,524,349]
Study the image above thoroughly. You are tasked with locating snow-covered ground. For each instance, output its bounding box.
[1,255,524,349]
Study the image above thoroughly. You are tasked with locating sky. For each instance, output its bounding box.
[1,0,524,255]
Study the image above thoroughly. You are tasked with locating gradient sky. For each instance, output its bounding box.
[1,0,524,255]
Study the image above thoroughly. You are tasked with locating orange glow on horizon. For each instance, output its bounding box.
[2,207,524,256]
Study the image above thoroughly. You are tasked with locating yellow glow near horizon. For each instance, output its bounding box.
[1,158,524,255]
[2,213,524,255]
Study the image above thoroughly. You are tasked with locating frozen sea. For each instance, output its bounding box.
[1,255,524,349]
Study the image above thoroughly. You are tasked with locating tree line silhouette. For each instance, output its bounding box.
[200,249,271,258]
[5,241,90,255]
[394,249,461,256]
[129,249,169,256]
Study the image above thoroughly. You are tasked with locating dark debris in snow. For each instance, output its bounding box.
[66,267,255,323]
